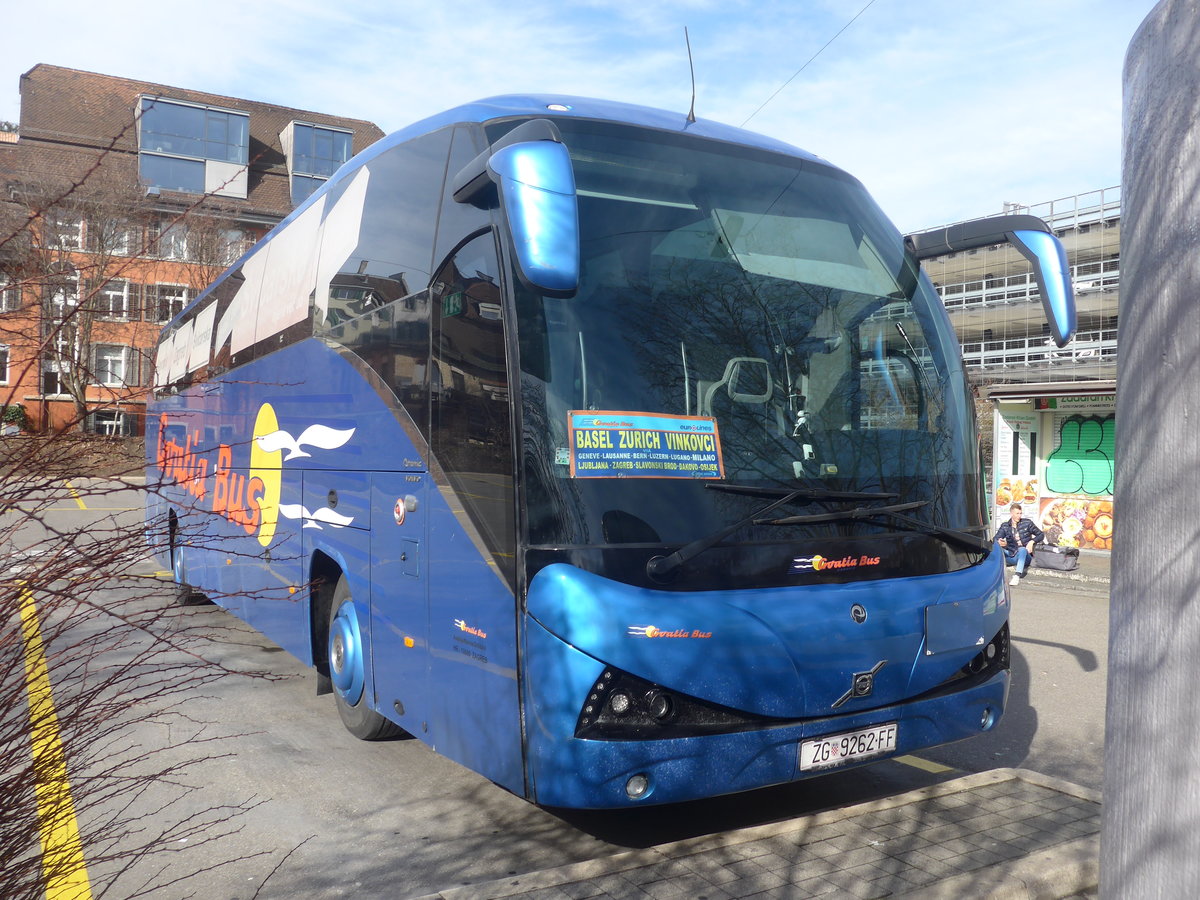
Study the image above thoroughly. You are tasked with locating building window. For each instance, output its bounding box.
[138,96,249,198]
[0,274,18,312]
[0,343,9,384]
[286,122,353,205]
[219,228,250,265]
[48,274,80,323]
[95,279,132,320]
[87,219,138,257]
[41,360,65,396]
[149,218,189,261]
[140,155,205,193]
[94,344,132,387]
[84,409,135,436]
[294,123,352,177]
[149,284,188,323]
[45,214,83,251]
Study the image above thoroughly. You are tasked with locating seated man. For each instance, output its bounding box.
[995,502,1045,586]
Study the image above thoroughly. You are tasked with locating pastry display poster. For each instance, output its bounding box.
[995,412,1038,518]
[1038,497,1113,551]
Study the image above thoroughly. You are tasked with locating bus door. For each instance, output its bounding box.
[369,472,430,734]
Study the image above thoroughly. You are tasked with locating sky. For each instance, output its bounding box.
[1,0,1160,232]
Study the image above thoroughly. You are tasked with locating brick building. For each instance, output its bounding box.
[0,64,383,434]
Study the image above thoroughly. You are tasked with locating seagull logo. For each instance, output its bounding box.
[278,504,356,530]
[255,424,356,460]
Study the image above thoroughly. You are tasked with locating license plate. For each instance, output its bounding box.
[800,722,898,771]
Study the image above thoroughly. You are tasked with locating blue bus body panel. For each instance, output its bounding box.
[524,616,1007,808]
[526,556,1005,718]
[424,493,524,793]
[148,338,525,795]
[523,554,1007,807]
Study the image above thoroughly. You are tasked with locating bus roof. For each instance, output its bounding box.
[374,94,829,166]
[164,95,837,334]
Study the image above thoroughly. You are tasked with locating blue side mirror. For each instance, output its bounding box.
[1008,229,1075,348]
[906,214,1076,348]
[488,141,580,296]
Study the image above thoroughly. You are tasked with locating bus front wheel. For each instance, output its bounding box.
[327,575,401,741]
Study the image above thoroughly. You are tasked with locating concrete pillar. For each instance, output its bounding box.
[1106,0,1200,894]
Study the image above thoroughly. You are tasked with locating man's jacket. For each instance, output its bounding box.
[994,517,1045,548]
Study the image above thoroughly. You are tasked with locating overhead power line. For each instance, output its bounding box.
[740,0,883,128]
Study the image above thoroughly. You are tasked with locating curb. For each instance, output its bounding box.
[411,769,1100,900]
[1026,567,1109,586]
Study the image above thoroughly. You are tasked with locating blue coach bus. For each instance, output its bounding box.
[147,95,1075,808]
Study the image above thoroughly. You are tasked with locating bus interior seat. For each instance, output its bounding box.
[698,357,790,442]
[698,357,772,416]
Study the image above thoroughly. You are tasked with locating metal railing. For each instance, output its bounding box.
[961,328,1117,373]
[939,257,1120,310]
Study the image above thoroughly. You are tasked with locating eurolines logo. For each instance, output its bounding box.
[792,554,882,573]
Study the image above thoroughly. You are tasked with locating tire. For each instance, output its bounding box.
[170,530,207,606]
[327,575,401,740]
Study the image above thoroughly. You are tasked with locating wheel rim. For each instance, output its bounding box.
[328,600,365,705]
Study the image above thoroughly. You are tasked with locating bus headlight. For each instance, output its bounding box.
[574,666,767,739]
[646,690,674,722]
[609,692,633,715]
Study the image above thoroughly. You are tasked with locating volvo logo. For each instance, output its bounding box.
[832,660,887,709]
[851,603,868,624]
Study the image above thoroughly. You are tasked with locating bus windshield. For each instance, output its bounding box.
[516,121,982,573]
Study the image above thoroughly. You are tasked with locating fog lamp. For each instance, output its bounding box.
[625,774,650,799]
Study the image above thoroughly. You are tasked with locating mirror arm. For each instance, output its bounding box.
[452,118,564,205]
[905,213,1077,347]
[904,214,1052,260]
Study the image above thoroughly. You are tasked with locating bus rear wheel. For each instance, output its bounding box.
[327,575,402,740]
[170,523,206,606]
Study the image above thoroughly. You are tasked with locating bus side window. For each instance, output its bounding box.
[319,129,453,439]
[430,232,516,587]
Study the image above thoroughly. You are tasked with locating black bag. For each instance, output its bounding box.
[1033,545,1080,571]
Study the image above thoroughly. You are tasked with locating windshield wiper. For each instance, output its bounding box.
[756,500,928,526]
[646,486,901,581]
[706,483,900,502]
[868,506,991,553]
[758,501,990,552]
[647,487,824,580]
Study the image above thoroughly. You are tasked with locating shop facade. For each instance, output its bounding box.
[987,381,1115,553]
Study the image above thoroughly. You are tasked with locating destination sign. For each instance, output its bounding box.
[567,411,724,479]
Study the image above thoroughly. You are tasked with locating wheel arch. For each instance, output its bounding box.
[309,549,345,685]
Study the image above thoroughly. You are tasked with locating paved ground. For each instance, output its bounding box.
[413,770,1101,900]
[414,552,1111,900]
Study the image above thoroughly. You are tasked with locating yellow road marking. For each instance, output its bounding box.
[19,585,94,900]
[62,481,87,511]
[894,754,955,774]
